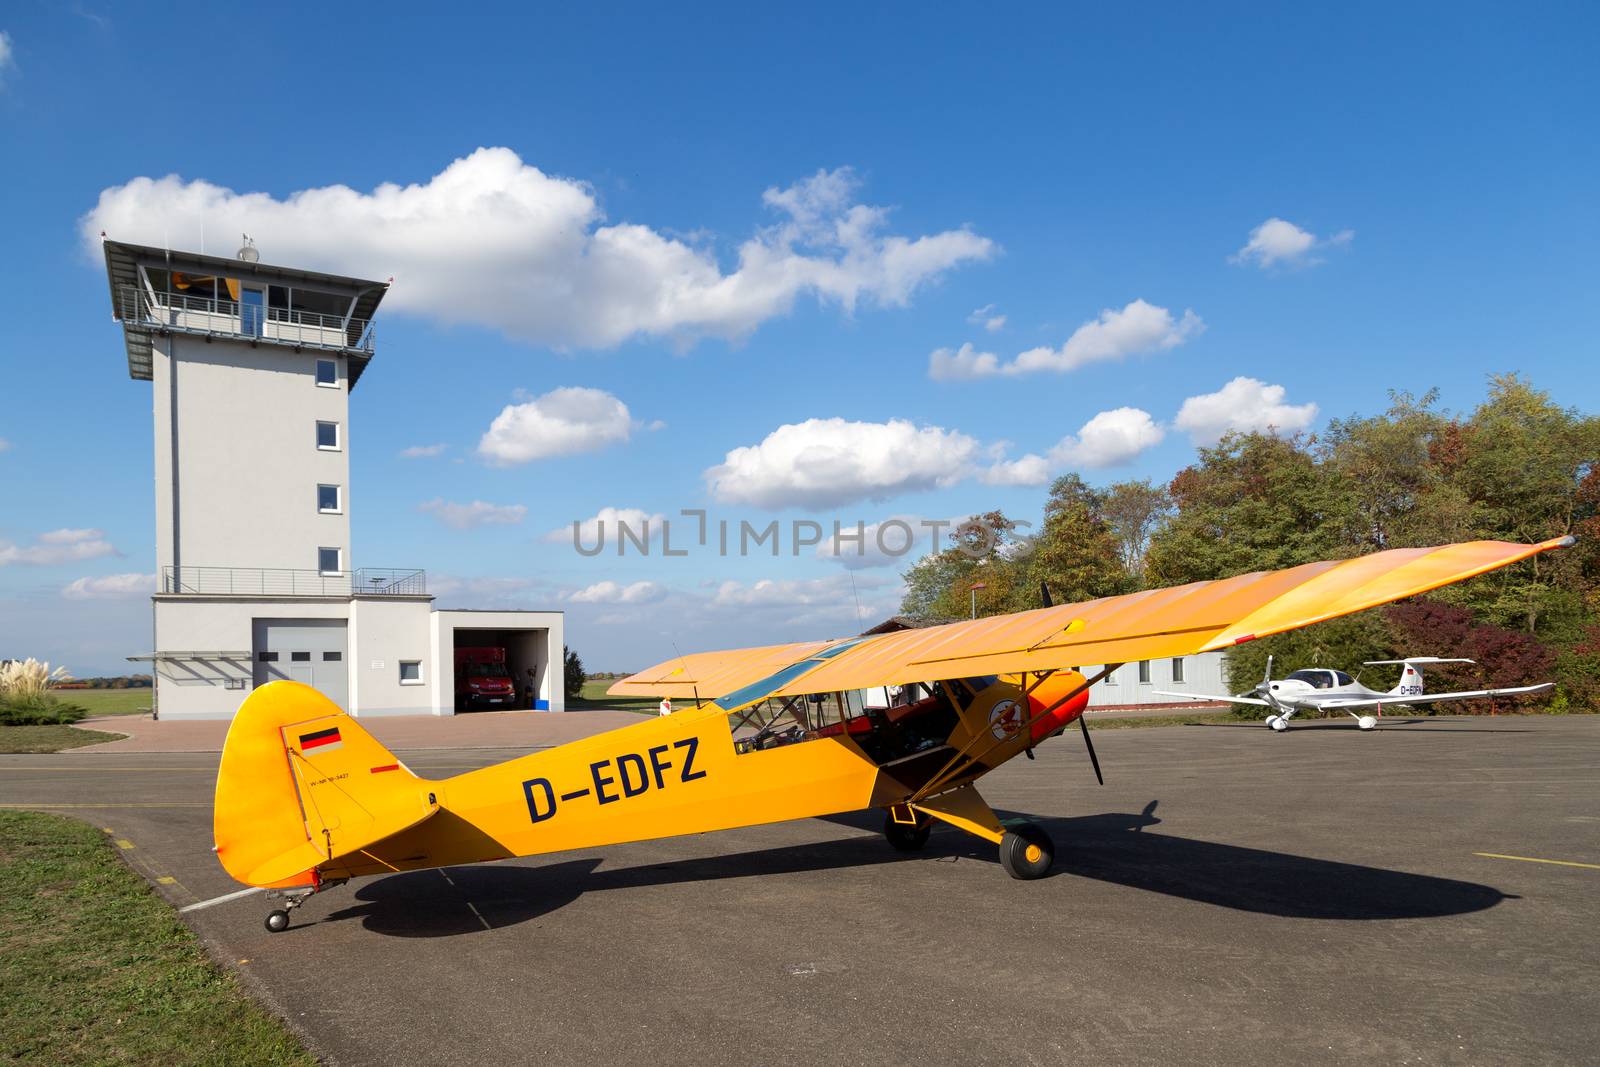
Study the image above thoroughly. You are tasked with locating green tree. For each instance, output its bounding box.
[562,645,585,701]
[1100,478,1174,584]
[1013,475,1129,610]
[1146,432,1356,585]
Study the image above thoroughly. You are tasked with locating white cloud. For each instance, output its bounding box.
[477,386,635,466]
[1175,377,1320,444]
[0,437,10,452]
[0,529,119,566]
[928,342,1001,381]
[0,32,13,82]
[399,443,446,458]
[569,580,666,605]
[417,498,527,530]
[1051,407,1166,467]
[705,418,980,509]
[982,407,1165,484]
[1009,300,1203,376]
[82,151,994,350]
[932,300,1202,380]
[62,573,155,600]
[543,507,666,548]
[967,304,1006,333]
[1231,217,1353,269]
[981,454,1055,486]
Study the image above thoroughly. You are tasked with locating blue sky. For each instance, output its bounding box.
[0,3,1595,674]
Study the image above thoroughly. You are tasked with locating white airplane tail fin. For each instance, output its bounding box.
[1363,657,1474,698]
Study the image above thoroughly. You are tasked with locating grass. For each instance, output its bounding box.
[0,811,313,1066]
[567,678,661,714]
[0,725,127,753]
[54,689,154,717]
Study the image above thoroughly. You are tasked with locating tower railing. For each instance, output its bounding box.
[116,286,374,352]
[160,567,426,597]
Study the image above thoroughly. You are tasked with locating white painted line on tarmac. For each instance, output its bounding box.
[179,886,265,913]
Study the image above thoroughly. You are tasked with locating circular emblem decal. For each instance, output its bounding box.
[989,699,1025,740]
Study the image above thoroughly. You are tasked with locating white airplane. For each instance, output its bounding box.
[1156,656,1554,731]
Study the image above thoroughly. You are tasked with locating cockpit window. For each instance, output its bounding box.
[1287,669,1335,689]
[1331,671,1354,686]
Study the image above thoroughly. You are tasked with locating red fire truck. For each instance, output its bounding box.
[454,646,517,710]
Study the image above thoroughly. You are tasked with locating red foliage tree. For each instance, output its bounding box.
[1384,599,1556,712]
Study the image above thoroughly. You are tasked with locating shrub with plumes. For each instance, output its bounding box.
[0,658,74,699]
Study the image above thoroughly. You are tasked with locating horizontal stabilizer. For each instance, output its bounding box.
[1151,689,1270,706]
[1363,657,1475,666]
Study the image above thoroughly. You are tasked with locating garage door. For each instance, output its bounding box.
[253,619,349,711]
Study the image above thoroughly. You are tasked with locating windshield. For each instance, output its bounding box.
[1287,669,1334,689]
[465,663,508,678]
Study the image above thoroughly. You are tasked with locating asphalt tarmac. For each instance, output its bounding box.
[4,716,1597,1066]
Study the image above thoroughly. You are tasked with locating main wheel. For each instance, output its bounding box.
[883,812,931,852]
[998,824,1054,880]
[1267,715,1288,732]
[264,909,290,933]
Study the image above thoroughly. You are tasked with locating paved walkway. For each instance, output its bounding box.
[72,708,647,754]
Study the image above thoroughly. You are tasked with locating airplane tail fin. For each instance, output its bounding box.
[1364,657,1475,698]
[214,681,440,888]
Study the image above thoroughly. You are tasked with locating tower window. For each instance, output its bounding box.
[318,485,341,514]
[318,547,342,575]
[316,421,340,450]
[315,359,338,387]
[399,660,423,685]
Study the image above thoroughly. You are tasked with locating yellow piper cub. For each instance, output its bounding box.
[213,537,1570,932]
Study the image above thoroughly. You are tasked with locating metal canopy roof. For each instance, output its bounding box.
[101,238,390,389]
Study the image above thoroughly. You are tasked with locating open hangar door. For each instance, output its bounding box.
[450,627,550,711]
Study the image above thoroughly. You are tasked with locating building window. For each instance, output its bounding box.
[318,547,341,575]
[1138,660,1151,684]
[399,660,423,685]
[315,359,338,387]
[1104,665,1118,685]
[318,484,341,514]
[258,651,278,662]
[290,651,311,662]
[323,651,342,662]
[1171,657,1186,683]
[316,421,340,450]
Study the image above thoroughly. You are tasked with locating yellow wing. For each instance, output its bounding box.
[607,639,835,700]
[612,537,1573,707]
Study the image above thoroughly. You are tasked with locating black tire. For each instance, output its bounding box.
[264,909,290,933]
[998,824,1054,880]
[883,812,931,852]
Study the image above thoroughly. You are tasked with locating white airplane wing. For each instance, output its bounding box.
[1150,689,1271,706]
[1318,682,1554,709]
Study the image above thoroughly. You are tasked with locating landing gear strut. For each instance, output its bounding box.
[262,876,346,933]
[998,823,1055,880]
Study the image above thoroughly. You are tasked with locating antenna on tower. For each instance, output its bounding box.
[236,235,259,263]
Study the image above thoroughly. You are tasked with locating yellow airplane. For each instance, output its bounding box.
[214,537,1571,931]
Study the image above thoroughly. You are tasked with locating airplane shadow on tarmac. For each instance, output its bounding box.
[318,798,1507,938]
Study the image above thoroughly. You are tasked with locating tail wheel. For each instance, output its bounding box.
[264,909,290,933]
[883,812,931,852]
[999,823,1054,880]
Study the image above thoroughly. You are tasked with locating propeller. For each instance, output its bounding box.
[1041,581,1105,785]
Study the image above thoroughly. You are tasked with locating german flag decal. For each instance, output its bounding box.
[299,727,343,754]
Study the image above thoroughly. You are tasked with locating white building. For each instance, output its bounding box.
[105,238,562,720]
[1081,653,1229,709]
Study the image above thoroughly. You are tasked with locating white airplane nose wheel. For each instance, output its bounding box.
[1356,715,1378,731]
[1266,715,1287,732]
